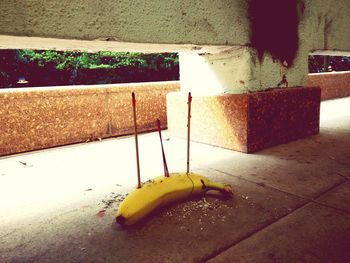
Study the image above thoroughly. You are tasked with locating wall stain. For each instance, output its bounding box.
[247,0,304,67]
[324,16,333,49]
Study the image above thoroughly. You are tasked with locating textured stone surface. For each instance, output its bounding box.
[0,81,179,156]
[168,92,249,152]
[247,87,321,152]
[308,71,350,100]
[167,86,321,153]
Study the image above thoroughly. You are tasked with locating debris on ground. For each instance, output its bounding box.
[96,210,106,218]
[84,188,93,191]
[86,137,102,143]
[99,192,126,212]
[164,197,232,225]
[256,182,266,187]
[18,160,33,168]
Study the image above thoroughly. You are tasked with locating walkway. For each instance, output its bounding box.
[0,97,349,263]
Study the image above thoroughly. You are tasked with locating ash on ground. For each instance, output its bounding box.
[164,197,232,226]
[99,192,126,212]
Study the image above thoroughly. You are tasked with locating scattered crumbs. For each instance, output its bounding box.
[96,210,106,218]
[99,192,126,212]
[163,197,231,225]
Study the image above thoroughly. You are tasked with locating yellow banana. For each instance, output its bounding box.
[116,172,233,226]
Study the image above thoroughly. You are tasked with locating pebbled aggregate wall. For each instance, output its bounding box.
[0,81,179,156]
[167,87,321,153]
[308,71,350,101]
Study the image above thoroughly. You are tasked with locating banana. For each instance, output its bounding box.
[116,172,233,226]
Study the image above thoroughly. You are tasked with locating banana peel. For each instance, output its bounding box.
[116,172,233,226]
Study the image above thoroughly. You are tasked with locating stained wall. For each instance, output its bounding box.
[0,0,349,93]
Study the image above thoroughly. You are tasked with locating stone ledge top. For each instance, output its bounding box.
[0,81,180,100]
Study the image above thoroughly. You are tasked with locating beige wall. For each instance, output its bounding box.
[0,0,349,51]
[0,0,349,94]
[0,0,248,46]
[0,81,179,156]
[178,0,350,94]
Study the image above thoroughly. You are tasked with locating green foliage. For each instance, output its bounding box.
[17,50,179,71]
[308,55,350,73]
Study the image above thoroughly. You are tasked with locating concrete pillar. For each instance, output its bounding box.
[0,0,349,152]
[167,86,320,153]
[169,47,319,153]
[179,47,309,95]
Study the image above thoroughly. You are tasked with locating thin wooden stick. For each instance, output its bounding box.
[156,119,169,177]
[187,92,192,174]
[132,92,141,188]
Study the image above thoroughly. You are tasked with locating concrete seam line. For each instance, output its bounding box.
[309,178,348,201]
[310,200,350,215]
[208,167,348,202]
[207,167,308,201]
[198,170,349,261]
[199,201,310,263]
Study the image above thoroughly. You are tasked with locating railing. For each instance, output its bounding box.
[0,81,180,156]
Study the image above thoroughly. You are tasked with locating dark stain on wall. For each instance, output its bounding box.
[247,0,304,67]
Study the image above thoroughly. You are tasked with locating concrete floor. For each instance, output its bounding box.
[0,97,350,263]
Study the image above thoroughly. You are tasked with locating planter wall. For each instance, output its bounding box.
[0,81,180,156]
[308,71,350,100]
[167,87,321,153]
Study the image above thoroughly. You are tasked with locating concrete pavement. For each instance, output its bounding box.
[0,97,349,263]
